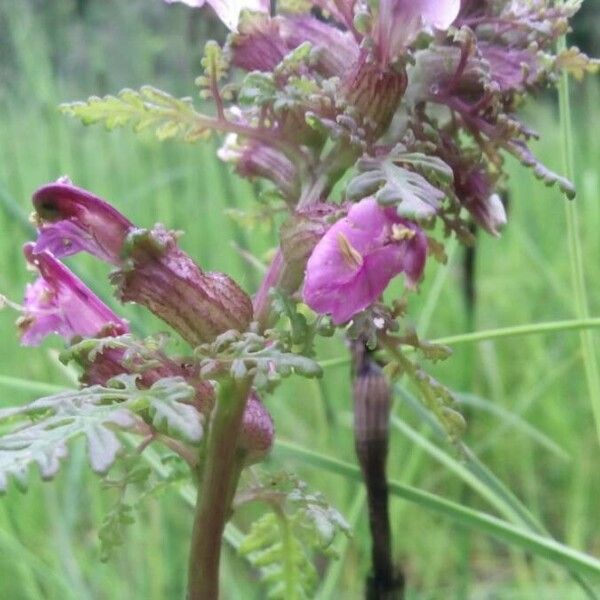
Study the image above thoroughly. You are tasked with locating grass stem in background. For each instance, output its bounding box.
[557,35,600,445]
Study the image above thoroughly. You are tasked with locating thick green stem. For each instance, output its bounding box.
[186,378,251,600]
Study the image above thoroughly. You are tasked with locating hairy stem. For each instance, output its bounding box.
[187,378,251,600]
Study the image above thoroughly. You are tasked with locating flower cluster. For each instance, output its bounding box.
[12,0,593,480]
[4,1,595,596]
[15,0,594,458]
[20,179,273,461]
[165,0,593,327]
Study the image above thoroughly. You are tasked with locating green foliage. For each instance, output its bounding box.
[145,378,203,444]
[238,72,277,107]
[61,86,212,142]
[269,289,335,357]
[554,47,600,81]
[196,330,322,390]
[347,145,454,218]
[0,375,200,494]
[98,452,188,562]
[196,41,230,101]
[238,472,350,599]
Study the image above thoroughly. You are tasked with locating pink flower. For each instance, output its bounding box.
[33,181,132,265]
[19,244,129,346]
[375,0,460,65]
[303,198,427,324]
[32,180,253,346]
[164,0,268,31]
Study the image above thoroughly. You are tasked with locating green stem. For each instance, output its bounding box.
[186,378,251,600]
[318,318,600,369]
[557,35,600,444]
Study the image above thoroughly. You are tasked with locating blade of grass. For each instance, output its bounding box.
[557,34,600,444]
[274,439,600,581]
[456,393,570,461]
[318,318,600,369]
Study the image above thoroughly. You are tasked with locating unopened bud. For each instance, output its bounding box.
[352,343,392,445]
[238,392,274,464]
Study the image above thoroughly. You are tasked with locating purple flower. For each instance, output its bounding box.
[164,0,268,31]
[303,198,427,324]
[374,0,460,66]
[19,244,129,346]
[33,181,132,265]
[32,180,253,346]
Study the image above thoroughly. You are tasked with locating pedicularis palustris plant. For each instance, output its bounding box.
[1,1,597,598]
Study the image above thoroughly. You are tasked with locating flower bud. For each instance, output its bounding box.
[238,392,274,464]
[218,134,300,200]
[352,343,392,445]
[114,226,253,346]
[455,166,507,236]
[344,58,408,140]
[19,244,129,346]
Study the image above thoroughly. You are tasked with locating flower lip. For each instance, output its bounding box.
[303,197,427,324]
[32,180,133,265]
[33,181,132,227]
[20,243,129,346]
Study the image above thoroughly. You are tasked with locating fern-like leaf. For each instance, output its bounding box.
[195,41,230,100]
[237,472,350,599]
[0,375,200,493]
[60,86,212,142]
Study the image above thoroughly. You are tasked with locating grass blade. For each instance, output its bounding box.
[557,34,600,445]
[274,439,600,580]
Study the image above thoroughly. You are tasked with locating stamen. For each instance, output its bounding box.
[391,224,415,242]
[337,232,363,269]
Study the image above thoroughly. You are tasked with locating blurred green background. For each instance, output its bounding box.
[1,1,600,598]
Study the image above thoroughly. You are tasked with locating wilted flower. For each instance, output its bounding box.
[164,0,268,31]
[303,198,427,324]
[19,244,129,346]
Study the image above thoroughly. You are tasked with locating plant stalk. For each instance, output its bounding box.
[351,341,404,599]
[186,377,251,600]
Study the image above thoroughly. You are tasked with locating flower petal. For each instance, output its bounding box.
[303,197,427,323]
[165,0,268,31]
[19,244,129,346]
[33,181,132,265]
